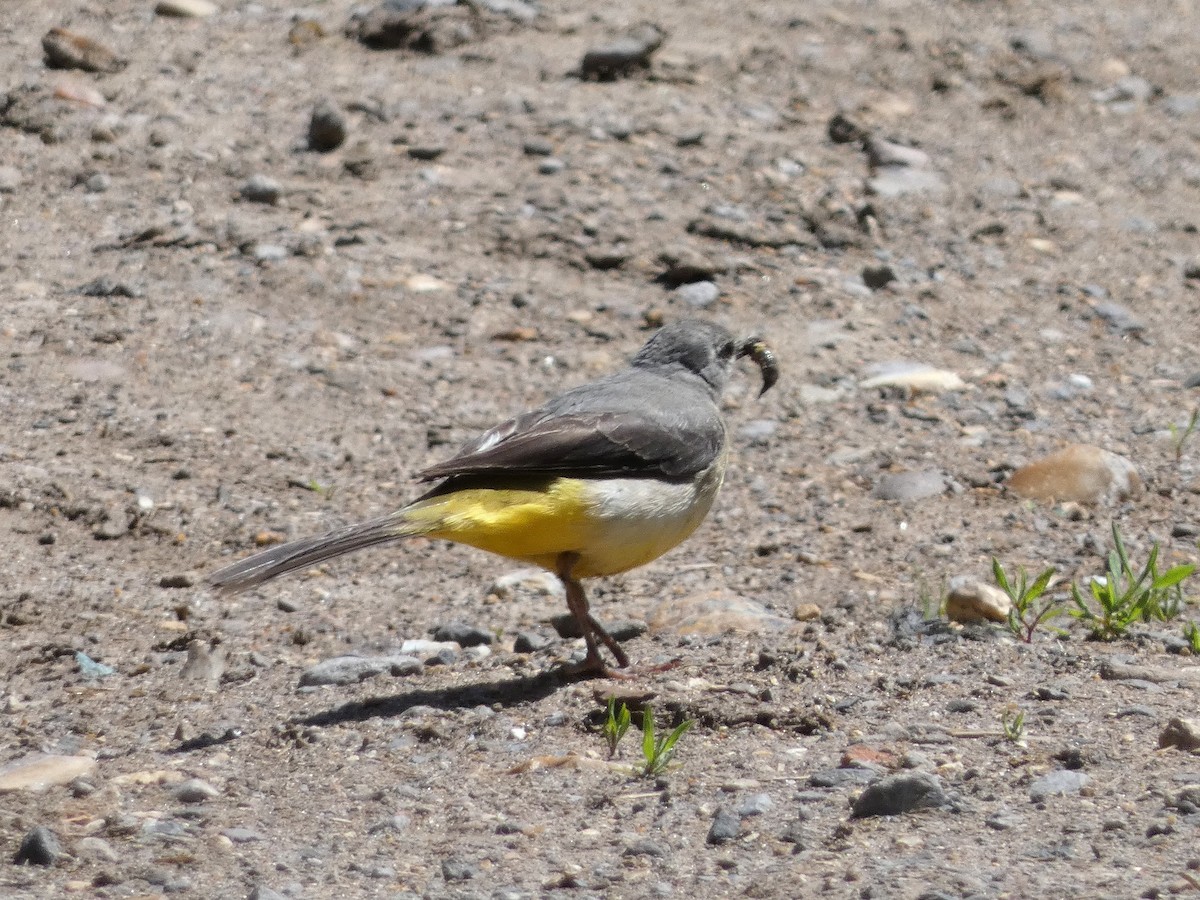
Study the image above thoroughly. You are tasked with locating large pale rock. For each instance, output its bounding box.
[860,362,965,394]
[648,592,798,637]
[1008,444,1141,504]
[946,577,1012,624]
[0,754,95,792]
[873,469,947,502]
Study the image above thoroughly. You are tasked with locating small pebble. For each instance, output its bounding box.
[1029,770,1089,801]
[673,280,719,309]
[173,778,220,803]
[425,648,458,666]
[872,470,947,502]
[738,419,777,445]
[75,837,119,862]
[522,138,554,157]
[537,158,565,175]
[487,571,561,600]
[407,145,445,161]
[865,137,930,169]
[155,0,219,17]
[706,807,741,845]
[624,838,669,858]
[241,174,282,205]
[657,247,726,286]
[828,113,866,144]
[442,857,477,881]
[309,101,348,152]
[607,620,648,642]
[513,631,551,653]
[985,809,1022,830]
[862,264,897,290]
[252,244,288,262]
[736,793,773,817]
[42,28,126,73]
[867,167,947,198]
[221,827,263,843]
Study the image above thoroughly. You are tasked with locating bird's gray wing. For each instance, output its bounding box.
[416,394,723,482]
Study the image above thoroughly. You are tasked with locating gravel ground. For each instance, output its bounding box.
[3,0,1200,897]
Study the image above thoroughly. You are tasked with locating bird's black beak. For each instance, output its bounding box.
[737,336,779,397]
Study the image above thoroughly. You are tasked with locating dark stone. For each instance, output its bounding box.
[13,827,62,866]
[431,622,493,647]
[851,772,948,818]
[862,264,898,290]
[580,24,665,80]
[828,113,866,144]
[441,856,477,881]
[309,101,347,152]
[513,630,551,653]
[706,807,741,845]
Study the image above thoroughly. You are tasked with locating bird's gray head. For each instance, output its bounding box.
[632,319,779,397]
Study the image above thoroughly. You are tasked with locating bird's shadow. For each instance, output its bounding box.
[295,669,570,728]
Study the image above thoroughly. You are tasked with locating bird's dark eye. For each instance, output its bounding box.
[719,341,735,360]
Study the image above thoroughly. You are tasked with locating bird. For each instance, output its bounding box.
[208,318,778,676]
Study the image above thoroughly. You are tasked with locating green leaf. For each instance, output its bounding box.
[1028,567,1055,600]
[992,558,1011,596]
[1153,564,1195,591]
[641,706,655,763]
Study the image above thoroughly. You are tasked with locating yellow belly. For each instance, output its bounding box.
[401,465,725,578]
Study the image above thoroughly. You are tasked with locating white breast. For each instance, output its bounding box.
[573,458,727,577]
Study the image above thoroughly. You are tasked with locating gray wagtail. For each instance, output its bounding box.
[208,319,778,675]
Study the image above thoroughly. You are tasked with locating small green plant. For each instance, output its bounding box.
[993,558,1061,643]
[639,706,695,777]
[1070,524,1195,640]
[1169,408,1200,463]
[1184,621,1200,654]
[1001,706,1026,745]
[603,697,632,758]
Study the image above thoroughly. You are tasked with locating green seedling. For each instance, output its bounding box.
[1169,408,1200,463]
[1184,621,1200,654]
[993,558,1061,643]
[603,697,632,759]
[639,706,695,777]
[1001,706,1026,745]
[1070,524,1195,640]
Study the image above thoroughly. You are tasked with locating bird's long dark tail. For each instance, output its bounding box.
[207,512,426,594]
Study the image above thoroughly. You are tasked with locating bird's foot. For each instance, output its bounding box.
[560,653,680,680]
